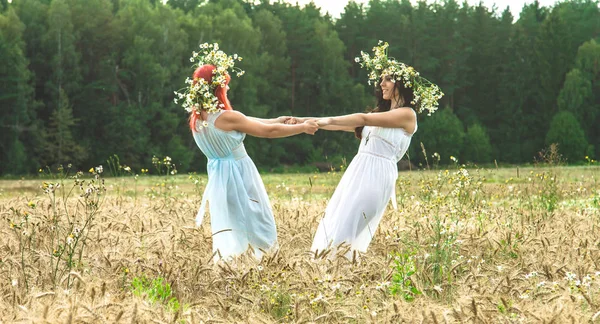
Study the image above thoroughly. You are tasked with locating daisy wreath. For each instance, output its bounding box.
[174,43,244,115]
[355,41,444,116]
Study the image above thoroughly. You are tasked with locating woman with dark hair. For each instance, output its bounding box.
[175,43,318,261]
[295,41,443,258]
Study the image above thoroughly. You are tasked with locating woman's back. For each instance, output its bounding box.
[192,110,277,261]
[192,111,246,160]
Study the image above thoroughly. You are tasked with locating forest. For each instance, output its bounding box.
[1,0,599,175]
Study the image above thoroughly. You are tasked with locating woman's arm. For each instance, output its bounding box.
[248,116,292,124]
[317,108,416,133]
[319,125,356,132]
[288,116,355,132]
[215,111,318,138]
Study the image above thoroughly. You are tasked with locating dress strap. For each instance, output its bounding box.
[207,110,227,126]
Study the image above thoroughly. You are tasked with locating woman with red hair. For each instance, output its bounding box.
[176,44,318,261]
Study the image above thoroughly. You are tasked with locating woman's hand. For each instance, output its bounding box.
[275,116,296,124]
[316,118,332,127]
[302,120,319,135]
[284,116,302,125]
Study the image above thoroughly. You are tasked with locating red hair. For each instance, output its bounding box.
[188,64,233,132]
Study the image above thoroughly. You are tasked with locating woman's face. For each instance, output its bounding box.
[379,75,397,100]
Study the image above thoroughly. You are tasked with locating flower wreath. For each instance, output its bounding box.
[174,43,244,115]
[355,41,443,115]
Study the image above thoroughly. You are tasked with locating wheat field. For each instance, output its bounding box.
[0,163,599,323]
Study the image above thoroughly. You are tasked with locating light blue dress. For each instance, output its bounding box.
[192,110,277,261]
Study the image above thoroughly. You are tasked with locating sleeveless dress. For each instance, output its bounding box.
[311,109,417,257]
[192,110,277,261]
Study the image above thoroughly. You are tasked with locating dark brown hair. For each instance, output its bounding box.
[354,77,415,139]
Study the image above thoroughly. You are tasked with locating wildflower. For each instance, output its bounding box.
[66,235,74,246]
[310,293,324,304]
[355,41,442,115]
[12,279,17,287]
[88,168,94,173]
[175,43,244,115]
[375,281,390,290]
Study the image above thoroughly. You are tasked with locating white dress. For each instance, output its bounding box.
[192,110,277,261]
[311,109,417,257]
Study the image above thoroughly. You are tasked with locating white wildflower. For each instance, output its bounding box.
[310,293,324,305]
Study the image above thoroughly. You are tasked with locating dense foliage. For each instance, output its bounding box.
[1,0,599,175]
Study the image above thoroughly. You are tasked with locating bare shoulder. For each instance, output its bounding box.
[213,110,247,131]
[366,107,416,121]
[217,110,244,121]
[389,107,416,119]
[364,107,416,132]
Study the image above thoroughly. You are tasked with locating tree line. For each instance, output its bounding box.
[1,0,599,175]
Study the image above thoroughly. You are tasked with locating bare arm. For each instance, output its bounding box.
[215,111,318,138]
[318,108,416,133]
[247,116,289,124]
[319,125,356,132]
[290,116,355,132]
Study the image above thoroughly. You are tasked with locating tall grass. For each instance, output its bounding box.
[0,160,599,322]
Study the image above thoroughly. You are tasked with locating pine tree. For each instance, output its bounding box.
[0,8,36,174]
[45,88,87,166]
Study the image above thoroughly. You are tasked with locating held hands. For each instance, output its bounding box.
[302,120,319,135]
[276,115,330,132]
[274,116,316,134]
[278,116,298,124]
[278,116,331,127]
[315,118,332,127]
